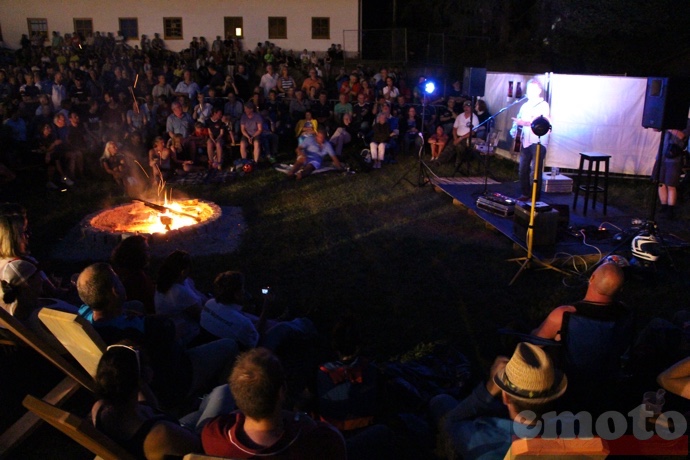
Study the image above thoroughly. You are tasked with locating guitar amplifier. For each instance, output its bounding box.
[513,204,559,246]
[477,193,516,217]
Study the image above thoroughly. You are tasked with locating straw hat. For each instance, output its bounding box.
[493,342,567,403]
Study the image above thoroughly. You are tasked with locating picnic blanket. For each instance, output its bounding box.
[273,163,340,175]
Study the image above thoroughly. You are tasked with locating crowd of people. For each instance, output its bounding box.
[3,190,690,458]
[4,27,690,460]
[0,27,497,192]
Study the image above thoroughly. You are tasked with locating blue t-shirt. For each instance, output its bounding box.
[301,136,335,169]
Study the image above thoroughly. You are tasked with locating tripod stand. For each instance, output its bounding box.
[508,119,571,285]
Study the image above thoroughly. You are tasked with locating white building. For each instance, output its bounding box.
[0,0,360,55]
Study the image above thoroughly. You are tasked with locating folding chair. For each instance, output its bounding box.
[22,394,136,460]
[0,308,95,458]
[37,308,107,378]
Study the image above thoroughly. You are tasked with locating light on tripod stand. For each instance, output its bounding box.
[531,115,552,137]
[424,81,436,94]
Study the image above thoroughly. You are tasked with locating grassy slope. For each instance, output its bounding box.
[3,151,690,458]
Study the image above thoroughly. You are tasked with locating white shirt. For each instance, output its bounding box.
[154,278,202,345]
[514,97,550,147]
[453,112,480,137]
[200,299,259,349]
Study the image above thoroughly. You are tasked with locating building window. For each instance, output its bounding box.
[163,17,183,40]
[73,18,93,38]
[268,17,287,40]
[312,17,330,40]
[224,17,243,38]
[119,18,138,40]
[27,18,48,41]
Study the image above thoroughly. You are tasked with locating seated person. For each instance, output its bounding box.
[369,113,392,170]
[201,348,347,458]
[532,262,631,413]
[201,271,315,351]
[91,343,203,459]
[333,93,353,125]
[205,107,226,170]
[154,250,207,347]
[0,208,77,347]
[100,141,131,189]
[77,262,237,407]
[428,125,449,161]
[317,315,380,431]
[437,100,479,168]
[186,122,211,166]
[111,235,155,315]
[240,102,263,164]
[532,262,627,341]
[330,112,357,158]
[287,127,343,180]
[148,136,177,183]
[401,106,423,156]
[430,342,567,460]
[294,110,318,145]
[167,134,193,171]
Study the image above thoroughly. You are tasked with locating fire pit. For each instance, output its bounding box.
[89,199,221,235]
[51,198,245,261]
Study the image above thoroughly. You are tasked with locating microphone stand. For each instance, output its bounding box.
[394,98,431,188]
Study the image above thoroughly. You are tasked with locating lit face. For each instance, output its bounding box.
[158,75,166,84]
[69,113,80,125]
[54,114,66,128]
[244,106,253,116]
[408,107,416,117]
[526,82,542,100]
[183,70,192,82]
[357,94,365,104]
[171,103,183,115]
[315,131,326,144]
[436,126,444,136]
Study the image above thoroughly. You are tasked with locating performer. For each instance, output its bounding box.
[510,79,550,201]
[653,121,690,219]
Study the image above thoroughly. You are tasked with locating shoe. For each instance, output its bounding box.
[46,181,59,190]
[62,176,75,186]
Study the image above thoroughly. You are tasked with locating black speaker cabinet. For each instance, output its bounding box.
[462,67,486,97]
[641,77,690,130]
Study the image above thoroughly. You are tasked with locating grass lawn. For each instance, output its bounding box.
[2,149,690,458]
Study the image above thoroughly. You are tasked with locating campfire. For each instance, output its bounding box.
[88,198,221,235]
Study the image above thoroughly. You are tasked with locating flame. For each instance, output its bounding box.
[90,199,216,235]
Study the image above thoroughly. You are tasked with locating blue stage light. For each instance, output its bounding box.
[424,81,435,94]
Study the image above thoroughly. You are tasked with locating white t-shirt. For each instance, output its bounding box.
[453,112,480,137]
[200,299,259,349]
[154,278,202,345]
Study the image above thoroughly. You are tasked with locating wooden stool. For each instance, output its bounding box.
[572,152,610,216]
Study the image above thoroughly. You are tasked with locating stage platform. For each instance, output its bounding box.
[431,175,689,269]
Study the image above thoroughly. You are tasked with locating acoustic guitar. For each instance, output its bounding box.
[513,124,523,153]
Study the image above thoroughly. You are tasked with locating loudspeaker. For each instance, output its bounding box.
[641,77,690,130]
[462,67,486,97]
